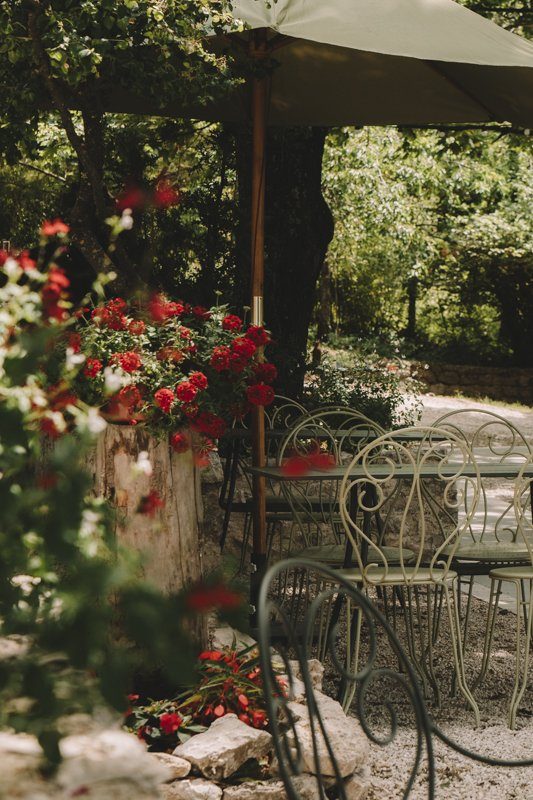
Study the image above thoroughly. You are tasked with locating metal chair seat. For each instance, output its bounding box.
[338,566,458,586]
[488,564,533,582]
[290,543,416,566]
[443,541,531,563]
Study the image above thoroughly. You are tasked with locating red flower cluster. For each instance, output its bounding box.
[222,314,242,332]
[281,448,336,477]
[252,362,277,384]
[41,218,70,237]
[129,319,146,335]
[154,387,175,413]
[175,380,197,404]
[170,431,190,453]
[42,266,70,321]
[210,345,231,372]
[113,351,142,373]
[187,583,242,613]
[159,712,182,735]
[189,371,208,391]
[138,490,164,517]
[84,358,103,378]
[192,411,226,439]
[118,385,143,412]
[246,383,275,407]
[245,325,270,347]
[92,298,128,331]
[148,294,184,322]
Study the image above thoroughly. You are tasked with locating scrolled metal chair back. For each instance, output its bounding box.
[258,558,436,799]
[339,426,481,584]
[428,409,532,546]
[512,455,533,561]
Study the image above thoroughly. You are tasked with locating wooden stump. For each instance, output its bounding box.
[86,424,206,644]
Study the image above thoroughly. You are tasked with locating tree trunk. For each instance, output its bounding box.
[316,259,333,342]
[234,126,334,398]
[86,424,206,644]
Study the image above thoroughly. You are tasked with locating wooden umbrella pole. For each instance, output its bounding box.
[250,28,268,622]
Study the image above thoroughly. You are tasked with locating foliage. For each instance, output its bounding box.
[0,221,245,768]
[125,644,279,751]
[303,350,423,429]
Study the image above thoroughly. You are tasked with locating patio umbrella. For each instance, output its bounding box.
[96,0,533,606]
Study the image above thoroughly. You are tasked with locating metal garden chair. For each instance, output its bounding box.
[477,457,533,728]
[336,426,482,721]
[258,558,533,799]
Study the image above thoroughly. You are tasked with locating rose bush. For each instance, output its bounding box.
[66,296,278,454]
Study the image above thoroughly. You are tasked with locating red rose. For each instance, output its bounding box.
[83,358,103,378]
[192,305,211,320]
[189,371,208,391]
[246,383,275,407]
[41,218,69,237]
[175,381,198,404]
[253,362,277,384]
[159,712,182,735]
[154,388,175,414]
[210,345,231,372]
[116,185,146,211]
[113,351,142,372]
[191,411,226,439]
[222,314,242,332]
[231,337,256,360]
[128,319,146,335]
[68,332,81,353]
[138,490,164,517]
[170,431,190,453]
[245,325,270,346]
[153,180,180,208]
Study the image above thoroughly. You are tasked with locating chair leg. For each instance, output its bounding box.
[508,579,533,729]
[443,582,480,725]
[238,513,252,574]
[476,578,502,689]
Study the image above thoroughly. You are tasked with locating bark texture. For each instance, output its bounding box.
[86,425,206,643]
[235,126,334,398]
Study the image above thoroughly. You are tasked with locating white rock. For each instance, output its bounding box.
[286,693,369,778]
[211,625,257,652]
[173,714,272,780]
[149,751,191,779]
[222,776,320,800]
[0,731,42,756]
[287,659,324,691]
[162,777,223,800]
[57,729,170,792]
[344,766,370,800]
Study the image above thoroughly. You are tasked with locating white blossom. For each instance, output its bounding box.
[120,209,134,230]
[103,366,130,394]
[65,347,86,371]
[132,450,153,477]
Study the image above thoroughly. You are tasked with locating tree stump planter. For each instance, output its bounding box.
[86,423,206,644]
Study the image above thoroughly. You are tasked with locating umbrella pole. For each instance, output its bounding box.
[250,30,268,626]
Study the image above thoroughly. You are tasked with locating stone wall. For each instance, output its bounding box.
[410,361,533,406]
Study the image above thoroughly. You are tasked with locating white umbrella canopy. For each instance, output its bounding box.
[107,0,533,126]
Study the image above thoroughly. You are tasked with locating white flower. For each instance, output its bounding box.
[85,407,107,435]
[132,450,153,477]
[65,347,86,371]
[120,209,134,230]
[3,257,22,280]
[103,366,130,394]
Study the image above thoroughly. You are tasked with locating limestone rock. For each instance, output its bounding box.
[344,766,370,800]
[288,659,324,691]
[149,751,191,779]
[162,777,223,800]
[222,776,320,800]
[173,714,272,780]
[211,624,257,652]
[57,729,170,792]
[286,693,369,778]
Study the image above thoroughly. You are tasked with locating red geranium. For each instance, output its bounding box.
[159,712,182,735]
[157,346,184,363]
[154,387,175,413]
[18,250,37,270]
[186,583,242,612]
[189,371,208,391]
[147,293,183,322]
[246,383,275,407]
[68,332,82,353]
[222,314,242,332]
[118,385,143,410]
[170,431,190,453]
[175,381,198,404]
[191,410,226,439]
[245,325,270,346]
[138,490,164,516]
[210,345,231,372]
[83,358,103,378]
[192,305,211,320]
[113,351,142,373]
[252,362,277,384]
[231,337,256,360]
[42,266,70,320]
[41,218,69,237]
[153,180,180,209]
[39,417,61,439]
[129,319,146,335]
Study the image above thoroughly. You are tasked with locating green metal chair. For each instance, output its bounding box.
[337,426,481,722]
[477,458,533,728]
[425,409,532,658]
